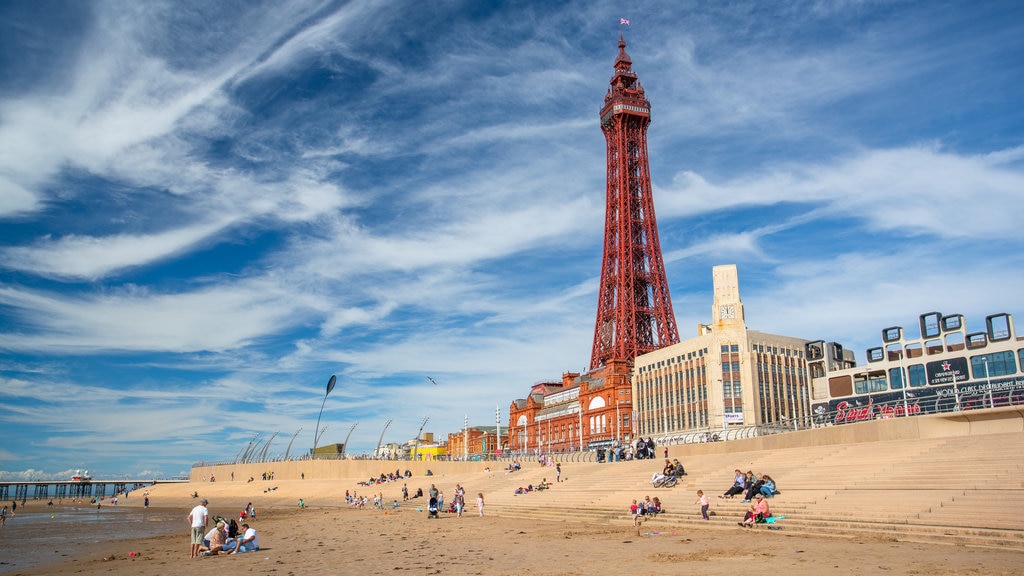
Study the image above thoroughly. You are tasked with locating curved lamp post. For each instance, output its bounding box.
[341,422,359,457]
[411,416,430,462]
[313,374,337,457]
[375,419,393,459]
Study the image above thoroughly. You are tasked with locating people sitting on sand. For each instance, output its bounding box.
[200,521,229,555]
[760,474,778,498]
[720,469,746,499]
[229,523,259,553]
[739,493,771,528]
[651,496,662,515]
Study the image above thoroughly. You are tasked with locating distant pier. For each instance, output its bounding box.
[0,478,187,501]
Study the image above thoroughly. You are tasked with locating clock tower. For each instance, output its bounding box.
[713,265,744,326]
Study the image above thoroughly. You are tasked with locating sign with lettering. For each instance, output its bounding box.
[926,357,969,385]
[812,375,1024,425]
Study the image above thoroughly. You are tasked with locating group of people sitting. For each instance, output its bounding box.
[719,469,778,502]
[512,479,553,495]
[357,469,413,487]
[199,517,259,556]
[629,495,663,525]
[505,461,522,473]
[649,458,686,486]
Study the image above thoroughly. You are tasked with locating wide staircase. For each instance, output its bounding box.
[413,431,1024,550]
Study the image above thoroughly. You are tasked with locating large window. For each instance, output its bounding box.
[971,351,1018,378]
[889,367,905,389]
[856,372,887,393]
[908,364,927,387]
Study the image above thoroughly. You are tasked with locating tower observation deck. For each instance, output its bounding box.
[590,36,680,370]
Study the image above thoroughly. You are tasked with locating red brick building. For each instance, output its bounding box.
[446,426,500,460]
[508,359,633,454]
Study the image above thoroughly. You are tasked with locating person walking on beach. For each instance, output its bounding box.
[188,498,210,559]
[1,505,7,526]
[477,492,485,516]
[556,463,562,482]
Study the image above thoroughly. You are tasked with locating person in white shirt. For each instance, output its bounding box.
[187,498,209,558]
[231,523,259,553]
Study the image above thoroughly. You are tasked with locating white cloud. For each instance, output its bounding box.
[658,145,1024,240]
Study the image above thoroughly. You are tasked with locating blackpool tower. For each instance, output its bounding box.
[590,36,680,370]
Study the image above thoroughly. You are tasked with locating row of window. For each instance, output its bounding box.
[851,350,1020,395]
[638,347,711,373]
[642,409,710,434]
[752,343,804,358]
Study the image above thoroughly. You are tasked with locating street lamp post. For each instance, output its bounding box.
[411,416,429,462]
[313,375,337,457]
[718,379,728,432]
[375,419,393,459]
[284,428,302,461]
[953,371,961,411]
[984,357,993,408]
[341,422,359,458]
[578,404,583,452]
[898,349,909,417]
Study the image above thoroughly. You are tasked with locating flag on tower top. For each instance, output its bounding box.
[620,18,630,25]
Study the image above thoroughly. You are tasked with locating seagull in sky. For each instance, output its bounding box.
[426,376,438,386]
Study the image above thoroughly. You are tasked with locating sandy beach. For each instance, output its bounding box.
[5,477,1023,576]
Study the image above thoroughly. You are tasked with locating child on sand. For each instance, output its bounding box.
[694,490,709,520]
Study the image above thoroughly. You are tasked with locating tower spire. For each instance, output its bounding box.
[590,38,680,370]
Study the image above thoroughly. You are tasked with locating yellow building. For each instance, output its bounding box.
[632,265,812,441]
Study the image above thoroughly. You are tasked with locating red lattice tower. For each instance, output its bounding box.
[590,36,680,370]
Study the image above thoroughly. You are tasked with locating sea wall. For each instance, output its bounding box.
[191,406,1024,481]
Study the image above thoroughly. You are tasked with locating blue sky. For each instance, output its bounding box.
[1,0,1022,480]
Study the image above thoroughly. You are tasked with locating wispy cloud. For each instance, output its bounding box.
[0,0,1021,477]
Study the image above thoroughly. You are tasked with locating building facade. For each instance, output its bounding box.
[632,265,813,439]
[446,426,501,459]
[508,359,633,454]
